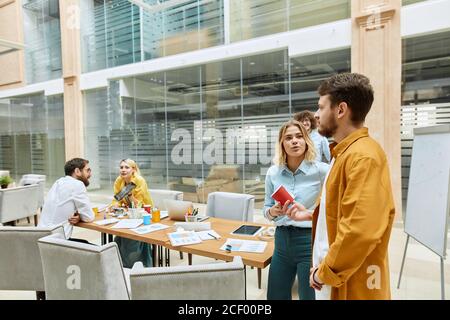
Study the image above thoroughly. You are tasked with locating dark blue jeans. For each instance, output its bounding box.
[267,226,315,300]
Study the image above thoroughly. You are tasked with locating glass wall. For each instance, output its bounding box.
[84,48,350,207]
[81,0,141,72]
[0,94,65,186]
[22,0,62,84]
[142,0,224,60]
[401,30,450,204]
[230,0,350,43]
[80,0,349,72]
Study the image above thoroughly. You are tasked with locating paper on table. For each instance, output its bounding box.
[220,238,267,253]
[168,231,202,246]
[94,218,119,226]
[131,223,170,235]
[195,230,221,240]
[111,219,143,229]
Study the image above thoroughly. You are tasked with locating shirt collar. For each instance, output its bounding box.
[331,127,369,158]
[281,160,312,175]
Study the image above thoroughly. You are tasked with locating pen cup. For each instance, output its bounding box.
[185,214,197,222]
[152,207,160,223]
[142,213,151,225]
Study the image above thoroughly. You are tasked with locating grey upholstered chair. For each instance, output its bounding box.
[0,225,64,300]
[19,174,46,225]
[0,184,40,226]
[206,191,255,222]
[205,192,262,288]
[148,189,183,210]
[38,233,131,300]
[130,256,246,300]
[149,188,184,264]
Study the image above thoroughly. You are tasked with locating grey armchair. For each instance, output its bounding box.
[205,192,262,288]
[206,191,255,222]
[19,174,46,207]
[148,189,183,209]
[38,234,131,300]
[0,225,64,299]
[0,184,40,226]
[130,256,246,300]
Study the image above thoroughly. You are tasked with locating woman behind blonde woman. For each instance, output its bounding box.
[264,120,329,300]
[112,159,154,268]
[293,110,331,164]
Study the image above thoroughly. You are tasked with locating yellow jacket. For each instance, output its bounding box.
[313,127,395,300]
[112,174,153,208]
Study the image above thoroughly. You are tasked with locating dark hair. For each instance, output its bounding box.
[64,158,89,176]
[293,111,317,130]
[318,73,374,123]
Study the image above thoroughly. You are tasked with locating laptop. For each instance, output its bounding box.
[164,199,193,221]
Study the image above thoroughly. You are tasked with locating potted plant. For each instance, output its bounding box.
[0,175,13,189]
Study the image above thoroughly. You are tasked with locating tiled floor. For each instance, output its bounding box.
[1,198,449,300]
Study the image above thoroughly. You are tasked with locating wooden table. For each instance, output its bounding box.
[78,216,274,288]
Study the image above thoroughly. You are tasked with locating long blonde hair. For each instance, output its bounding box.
[120,158,141,176]
[274,120,316,166]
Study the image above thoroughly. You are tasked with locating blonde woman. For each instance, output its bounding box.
[112,159,154,268]
[264,120,329,300]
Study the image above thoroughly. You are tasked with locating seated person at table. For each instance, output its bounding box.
[112,159,154,268]
[39,158,94,242]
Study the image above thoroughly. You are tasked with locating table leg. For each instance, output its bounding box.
[188,253,192,265]
[152,244,157,267]
[101,233,106,245]
[257,268,262,289]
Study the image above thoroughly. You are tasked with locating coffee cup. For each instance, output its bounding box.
[143,213,151,225]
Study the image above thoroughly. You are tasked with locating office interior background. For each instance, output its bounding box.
[0,0,449,211]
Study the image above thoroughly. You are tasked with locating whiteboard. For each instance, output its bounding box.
[404,125,450,258]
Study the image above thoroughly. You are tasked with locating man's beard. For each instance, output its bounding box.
[318,115,338,138]
[78,175,90,187]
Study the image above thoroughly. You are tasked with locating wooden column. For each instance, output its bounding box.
[59,0,84,160]
[0,0,25,90]
[352,0,402,218]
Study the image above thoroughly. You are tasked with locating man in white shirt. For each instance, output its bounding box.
[38,158,94,241]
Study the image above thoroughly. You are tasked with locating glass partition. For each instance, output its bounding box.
[0,94,65,186]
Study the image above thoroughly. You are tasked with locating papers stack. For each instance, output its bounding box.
[131,223,170,235]
[168,231,202,246]
[195,230,221,240]
[111,219,143,229]
[94,218,119,226]
[220,238,267,253]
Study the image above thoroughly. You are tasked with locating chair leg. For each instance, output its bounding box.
[257,268,262,289]
[34,215,38,226]
[36,291,46,300]
[27,217,31,224]
[188,253,192,265]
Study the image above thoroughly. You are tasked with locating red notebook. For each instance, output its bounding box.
[271,185,294,205]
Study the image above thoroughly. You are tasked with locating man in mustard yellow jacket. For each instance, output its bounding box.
[309,73,396,299]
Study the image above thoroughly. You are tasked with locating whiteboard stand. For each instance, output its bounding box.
[397,125,450,301]
[397,234,446,300]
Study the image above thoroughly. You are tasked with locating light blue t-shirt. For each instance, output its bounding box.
[264,161,330,228]
[310,129,331,163]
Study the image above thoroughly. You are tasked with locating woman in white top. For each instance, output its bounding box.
[294,110,331,163]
